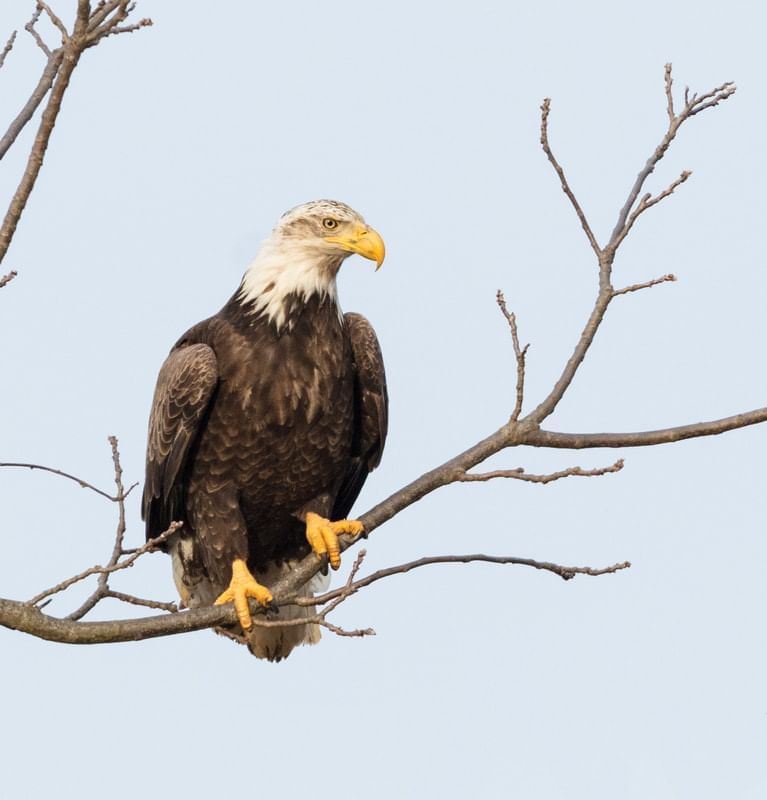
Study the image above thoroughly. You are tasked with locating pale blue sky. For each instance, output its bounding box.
[1,1,766,798]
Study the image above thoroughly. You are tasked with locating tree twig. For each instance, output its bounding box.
[101,18,153,38]
[611,170,692,252]
[0,461,116,501]
[85,1,152,44]
[0,29,16,69]
[612,273,676,297]
[496,290,529,421]
[459,459,624,484]
[24,6,50,56]
[305,553,631,611]
[664,63,675,123]
[87,2,123,33]
[65,436,132,620]
[37,3,69,42]
[539,97,601,259]
[26,522,180,608]
[0,270,17,289]
[104,590,178,614]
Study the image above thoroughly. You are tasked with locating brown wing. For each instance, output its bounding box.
[332,312,388,520]
[142,343,218,541]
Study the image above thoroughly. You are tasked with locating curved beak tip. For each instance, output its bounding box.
[366,227,386,271]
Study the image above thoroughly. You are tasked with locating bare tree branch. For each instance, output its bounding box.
[525,410,767,449]
[526,288,613,425]
[0,29,17,69]
[0,49,64,161]
[0,270,17,288]
[8,439,179,617]
[525,65,735,428]
[611,170,692,252]
[26,522,179,609]
[0,1,152,264]
[664,62,674,123]
[24,6,51,56]
[101,18,152,38]
[37,2,70,42]
[64,436,132,619]
[539,97,601,259]
[0,55,81,262]
[0,549,629,645]
[306,553,632,611]
[686,80,737,117]
[85,1,152,44]
[104,590,178,614]
[496,290,528,421]
[606,64,735,253]
[459,459,624,484]
[0,461,117,500]
[612,273,676,297]
[86,1,122,34]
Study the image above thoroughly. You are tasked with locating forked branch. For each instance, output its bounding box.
[0,1,152,264]
[0,440,629,643]
[539,97,601,259]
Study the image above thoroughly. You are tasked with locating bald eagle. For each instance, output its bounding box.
[142,200,388,661]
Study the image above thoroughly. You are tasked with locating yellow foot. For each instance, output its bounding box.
[214,558,273,630]
[305,512,364,570]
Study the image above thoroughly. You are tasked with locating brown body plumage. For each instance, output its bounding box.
[143,201,387,660]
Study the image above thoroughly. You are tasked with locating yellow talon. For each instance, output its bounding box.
[305,512,364,570]
[214,558,273,630]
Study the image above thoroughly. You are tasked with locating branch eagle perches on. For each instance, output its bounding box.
[0,17,759,648]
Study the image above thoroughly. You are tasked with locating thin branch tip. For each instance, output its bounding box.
[496,290,528,420]
[460,458,624,485]
[0,29,17,68]
[538,93,601,258]
[613,273,677,297]
[0,270,18,288]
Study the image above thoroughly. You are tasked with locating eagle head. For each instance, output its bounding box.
[238,200,385,329]
[277,200,385,270]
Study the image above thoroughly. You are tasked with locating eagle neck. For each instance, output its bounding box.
[236,239,344,332]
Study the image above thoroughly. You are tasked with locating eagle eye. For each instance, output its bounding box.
[322,218,339,231]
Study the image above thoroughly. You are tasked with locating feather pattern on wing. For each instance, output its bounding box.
[332,312,389,520]
[143,343,219,537]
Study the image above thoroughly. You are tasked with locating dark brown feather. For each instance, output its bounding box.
[142,343,218,540]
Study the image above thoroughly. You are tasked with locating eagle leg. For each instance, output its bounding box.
[305,512,364,570]
[214,558,274,630]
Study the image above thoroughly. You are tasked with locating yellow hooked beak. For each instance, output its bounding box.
[324,223,385,270]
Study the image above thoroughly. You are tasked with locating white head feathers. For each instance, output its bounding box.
[238,200,371,331]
